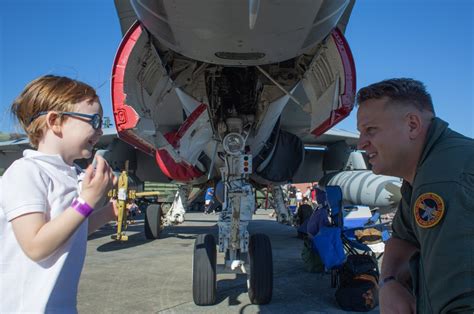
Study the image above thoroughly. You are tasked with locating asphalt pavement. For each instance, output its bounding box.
[78,209,379,313]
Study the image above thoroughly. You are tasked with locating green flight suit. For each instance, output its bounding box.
[392,118,474,313]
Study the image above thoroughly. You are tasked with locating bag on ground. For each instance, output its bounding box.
[301,238,324,273]
[335,255,380,312]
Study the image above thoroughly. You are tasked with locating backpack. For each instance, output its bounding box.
[335,255,380,312]
[301,238,324,273]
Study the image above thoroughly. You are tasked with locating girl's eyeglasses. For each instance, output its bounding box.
[29,111,103,130]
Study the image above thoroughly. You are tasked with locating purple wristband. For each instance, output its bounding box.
[71,197,94,217]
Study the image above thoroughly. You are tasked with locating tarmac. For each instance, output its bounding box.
[78,209,380,313]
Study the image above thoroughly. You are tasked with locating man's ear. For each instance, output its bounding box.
[46,112,62,135]
[406,112,423,140]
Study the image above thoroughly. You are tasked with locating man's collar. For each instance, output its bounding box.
[418,117,448,167]
[400,180,412,203]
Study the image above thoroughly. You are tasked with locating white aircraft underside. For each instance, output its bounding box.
[112,0,356,186]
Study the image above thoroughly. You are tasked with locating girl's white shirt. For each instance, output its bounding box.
[0,149,87,313]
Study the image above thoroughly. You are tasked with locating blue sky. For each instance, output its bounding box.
[1,0,473,137]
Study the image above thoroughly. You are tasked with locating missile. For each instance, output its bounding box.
[319,170,402,209]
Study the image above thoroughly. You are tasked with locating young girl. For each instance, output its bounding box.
[0,75,117,313]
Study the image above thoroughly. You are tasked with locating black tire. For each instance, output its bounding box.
[144,204,161,239]
[193,234,217,305]
[248,233,273,304]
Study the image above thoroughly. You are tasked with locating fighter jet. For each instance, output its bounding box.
[110,0,358,305]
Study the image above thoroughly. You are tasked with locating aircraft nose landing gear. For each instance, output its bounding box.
[192,152,273,306]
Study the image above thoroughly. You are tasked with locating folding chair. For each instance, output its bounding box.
[324,185,390,287]
[325,185,390,255]
[306,187,345,286]
[324,185,346,287]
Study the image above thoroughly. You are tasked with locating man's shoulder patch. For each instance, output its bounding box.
[413,192,445,228]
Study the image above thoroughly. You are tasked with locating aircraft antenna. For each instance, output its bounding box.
[249,0,260,30]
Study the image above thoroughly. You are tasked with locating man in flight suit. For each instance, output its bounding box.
[356,78,474,313]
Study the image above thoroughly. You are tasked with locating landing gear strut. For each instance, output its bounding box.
[272,185,293,225]
[192,145,273,305]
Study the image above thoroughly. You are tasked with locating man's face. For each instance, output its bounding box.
[357,97,412,177]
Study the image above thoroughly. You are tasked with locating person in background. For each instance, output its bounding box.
[204,186,215,214]
[126,200,140,224]
[310,184,318,207]
[295,188,303,208]
[304,185,311,200]
[296,197,314,238]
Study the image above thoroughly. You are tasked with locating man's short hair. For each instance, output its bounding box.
[356,78,435,114]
